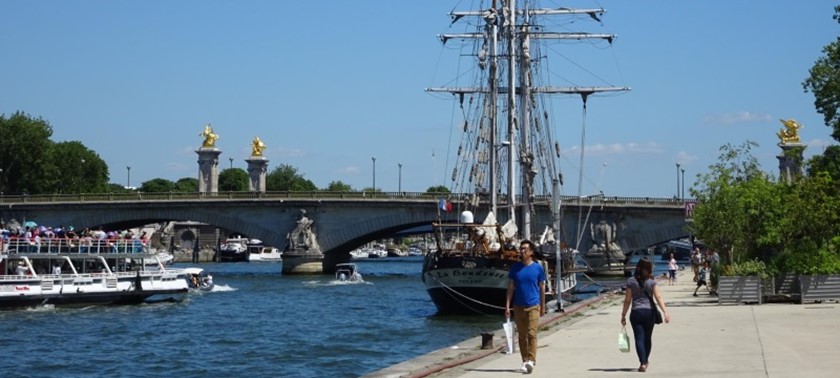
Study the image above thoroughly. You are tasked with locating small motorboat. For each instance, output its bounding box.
[334,263,363,283]
[185,267,214,291]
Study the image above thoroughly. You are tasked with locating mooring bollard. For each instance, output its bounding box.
[480,332,494,349]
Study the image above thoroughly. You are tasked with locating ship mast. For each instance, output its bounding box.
[427,2,629,238]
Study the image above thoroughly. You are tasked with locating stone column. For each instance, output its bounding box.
[246,156,269,192]
[776,143,805,184]
[196,147,222,193]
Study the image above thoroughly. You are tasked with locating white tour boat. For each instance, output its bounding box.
[1,237,191,309]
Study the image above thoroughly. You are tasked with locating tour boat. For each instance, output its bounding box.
[0,238,191,309]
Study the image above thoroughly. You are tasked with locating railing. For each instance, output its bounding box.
[2,237,149,255]
[0,191,692,207]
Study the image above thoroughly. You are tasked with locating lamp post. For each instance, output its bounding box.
[127,166,131,188]
[80,159,85,193]
[398,163,402,193]
[675,162,681,198]
[229,157,233,169]
[371,157,377,193]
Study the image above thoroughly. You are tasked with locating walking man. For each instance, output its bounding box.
[505,240,546,374]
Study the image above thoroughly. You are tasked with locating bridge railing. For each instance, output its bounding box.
[0,191,692,207]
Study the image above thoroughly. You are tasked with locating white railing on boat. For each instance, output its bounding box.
[1,237,150,254]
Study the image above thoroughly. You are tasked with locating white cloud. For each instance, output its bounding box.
[704,111,772,125]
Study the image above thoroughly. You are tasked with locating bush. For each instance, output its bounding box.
[722,259,770,279]
[771,246,840,275]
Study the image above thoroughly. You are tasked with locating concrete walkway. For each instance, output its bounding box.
[366,270,840,378]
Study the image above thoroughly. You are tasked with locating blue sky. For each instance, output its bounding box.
[1,1,838,198]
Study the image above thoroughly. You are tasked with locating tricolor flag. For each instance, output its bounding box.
[438,198,453,212]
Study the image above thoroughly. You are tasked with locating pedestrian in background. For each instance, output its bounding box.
[505,240,546,374]
[621,258,670,372]
[667,253,678,286]
[690,247,703,282]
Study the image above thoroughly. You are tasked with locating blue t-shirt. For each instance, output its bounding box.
[509,262,546,307]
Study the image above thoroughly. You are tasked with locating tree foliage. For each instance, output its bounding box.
[47,141,110,194]
[802,5,840,142]
[807,145,840,181]
[219,168,248,191]
[425,185,450,194]
[266,164,316,191]
[690,141,840,274]
[325,180,353,192]
[0,112,55,194]
[140,178,176,193]
[175,177,198,192]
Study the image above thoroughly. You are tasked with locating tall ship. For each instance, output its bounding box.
[421,1,628,314]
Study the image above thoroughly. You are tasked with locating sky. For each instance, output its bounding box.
[1,0,838,198]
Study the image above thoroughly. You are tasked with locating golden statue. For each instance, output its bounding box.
[251,137,267,156]
[777,119,803,144]
[199,124,219,147]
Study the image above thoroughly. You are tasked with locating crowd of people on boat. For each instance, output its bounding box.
[1,223,151,254]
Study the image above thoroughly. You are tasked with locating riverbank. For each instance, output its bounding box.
[366,270,840,377]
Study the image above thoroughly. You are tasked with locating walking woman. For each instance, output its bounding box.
[621,258,670,372]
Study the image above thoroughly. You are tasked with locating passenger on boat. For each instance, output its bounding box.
[52,264,62,275]
[15,261,29,275]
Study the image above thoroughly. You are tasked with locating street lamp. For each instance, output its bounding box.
[127,166,131,188]
[398,163,402,193]
[80,159,85,193]
[681,168,686,200]
[371,156,376,192]
[229,157,233,169]
[675,162,681,198]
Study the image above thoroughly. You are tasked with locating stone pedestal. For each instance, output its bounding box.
[776,143,805,184]
[196,148,222,193]
[281,252,324,274]
[246,156,269,193]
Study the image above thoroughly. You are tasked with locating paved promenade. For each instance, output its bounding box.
[366,270,840,378]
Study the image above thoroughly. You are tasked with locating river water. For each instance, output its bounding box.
[1,257,500,378]
[1,255,675,378]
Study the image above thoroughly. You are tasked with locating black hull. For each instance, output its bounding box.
[422,254,516,315]
[0,289,188,310]
[426,286,509,315]
[219,251,250,262]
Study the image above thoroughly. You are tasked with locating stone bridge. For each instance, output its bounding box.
[0,191,694,261]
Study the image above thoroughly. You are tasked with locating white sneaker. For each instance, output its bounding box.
[519,362,529,373]
[524,360,534,374]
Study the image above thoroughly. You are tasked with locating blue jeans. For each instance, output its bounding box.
[629,308,655,365]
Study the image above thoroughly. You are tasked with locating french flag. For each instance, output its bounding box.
[438,199,453,212]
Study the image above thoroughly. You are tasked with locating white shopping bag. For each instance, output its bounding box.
[618,326,630,353]
[502,317,515,354]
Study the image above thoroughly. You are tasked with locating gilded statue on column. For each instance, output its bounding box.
[776,119,803,144]
[251,137,267,156]
[199,124,219,147]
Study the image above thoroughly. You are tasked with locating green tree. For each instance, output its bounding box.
[324,180,353,192]
[425,185,450,194]
[219,168,248,191]
[175,177,198,192]
[140,178,176,192]
[807,145,840,181]
[689,142,784,265]
[46,141,110,194]
[266,164,316,191]
[802,5,840,142]
[107,183,133,193]
[0,112,54,194]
